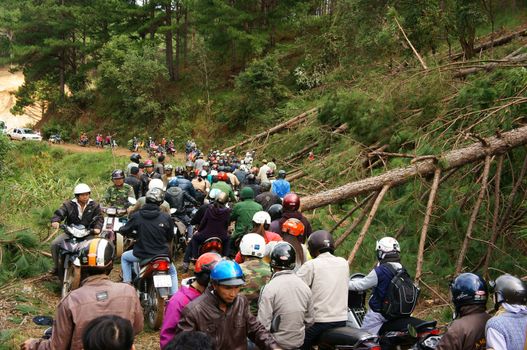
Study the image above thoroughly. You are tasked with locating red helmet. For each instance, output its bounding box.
[283,193,300,211]
[281,218,305,237]
[217,171,228,181]
[195,252,222,274]
[194,169,200,177]
[144,159,154,167]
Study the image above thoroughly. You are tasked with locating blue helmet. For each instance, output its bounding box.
[450,273,488,311]
[210,260,245,286]
[167,177,179,189]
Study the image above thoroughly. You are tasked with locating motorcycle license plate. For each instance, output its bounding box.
[153,275,172,288]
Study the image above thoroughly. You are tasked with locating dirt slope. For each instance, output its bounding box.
[0,67,41,129]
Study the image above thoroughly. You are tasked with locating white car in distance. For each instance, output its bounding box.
[8,128,42,141]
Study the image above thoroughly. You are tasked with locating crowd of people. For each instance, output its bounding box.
[21,142,527,350]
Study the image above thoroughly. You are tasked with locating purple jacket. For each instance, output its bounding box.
[160,285,202,349]
[198,204,232,240]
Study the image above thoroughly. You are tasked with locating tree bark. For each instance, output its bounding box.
[334,193,378,248]
[222,108,318,152]
[285,123,348,162]
[415,168,441,284]
[454,53,527,78]
[301,126,527,211]
[165,3,175,81]
[455,155,491,275]
[347,185,390,266]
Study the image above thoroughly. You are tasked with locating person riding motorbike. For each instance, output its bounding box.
[348,236,404,335]
[239,233,272,316]
[126,153,142,176]
[297,230,349,350]
[230,187,263,255]
[271,170,290,199]
[160,252,222,349]
[125,166,143,199]
[255,182,282,211]
[162,164,174,189]
[485,274,527,350]
[174,166,198,199]
[436,273,490,350]
[278,193,312,241]
[21,238,143,350]
[50,184,103,276]
[102,170,135,207]
[119,188,178,295]
[154,155,166,175]
[128,179,171,215]
[281,218,309,271]
[211,171,236,202]
[183,191,231,272]
[258,242,314,349]
[241,173,261,196]
[191,169,211,203]
[175,260,280,350]
[235,211,282,264]
[142,160,162,188]
[267,204,283,234]
[257,160,272,184]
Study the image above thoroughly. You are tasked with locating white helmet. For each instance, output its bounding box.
[148,178,166,191]
[200,170,208,177]
[239,233,266,258]
[252,211,271,225]
[208,188,222,200]
[376,237,400,260]
[210,170,218,176]
[74,183,91,195]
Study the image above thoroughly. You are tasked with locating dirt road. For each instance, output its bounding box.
[0,67,41,129]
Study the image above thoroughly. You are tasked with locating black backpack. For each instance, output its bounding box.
[381,264,420,320]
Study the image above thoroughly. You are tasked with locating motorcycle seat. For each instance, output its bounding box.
[139,255,171,266]
[379,317,437,334]
[318,327,378,347]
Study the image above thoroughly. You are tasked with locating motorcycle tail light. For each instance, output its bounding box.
[152,260,170,271]
[418,328,441,337]
[364,343,381,350]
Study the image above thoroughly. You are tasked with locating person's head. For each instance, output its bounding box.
[281,218,306,259]
[259,181,271,192]
[164,164,174,176]
[78,238,115,277]
[277,170,286,179]
[130,166,140,177]
[492,274,527,310]
[217,171,228,182]
[145,187,165,206]
[130,153,141,164]
[165,331,213,350]
[214,191,229,207]
[252,211,271,234]
[283,193,300,212]
[450,273,488,316]
[267,204,283,222]
[158,155,165,163]
[82,315,134,350]
[246,173,256,184]
[375,237,400,262]
[111,169,125,187]
[73,183,91,205]
[194,252,222,287]
[148,178,166,191]
[210,260,245,305]
[144,160,154,174]
[307,230,335,258]
[239,233,266,259]
[270,242,296,272]
[175,166,185,176]
[240,187,254,201]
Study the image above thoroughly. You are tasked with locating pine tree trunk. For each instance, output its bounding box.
[165,4,175,81]
[175,2,181,81]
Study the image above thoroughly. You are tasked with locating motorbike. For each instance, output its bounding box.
[100,206,128,258]
[48,134,63,144]
[167,146,176,156]
[171,204,197,254]
[133,254,173,330]
[58,224,92,297]
[78,137,89,147]
[345,273,441,350]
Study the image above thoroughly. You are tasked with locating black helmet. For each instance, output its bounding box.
[146,187,164,205]
[260,181,271,192]
[493,274,527,309]
[130,153,141,163]
[267,204,283,221]
[78,238,114,272]
[450,273,488,312]
[278,170,286,179]
[111,169,125,180]
[307,230,335,258]
[270,242,296,270]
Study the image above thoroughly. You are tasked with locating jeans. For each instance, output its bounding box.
[121,250,178,295]
[302,321,347,350]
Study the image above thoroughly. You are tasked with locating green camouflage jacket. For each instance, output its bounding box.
[240,258,272,316]
[102,184,134,207]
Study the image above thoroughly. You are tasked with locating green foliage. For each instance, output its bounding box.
[0,134,13,172]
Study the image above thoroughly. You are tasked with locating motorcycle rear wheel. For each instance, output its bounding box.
[61,264,81,298]
[145,282,165,330]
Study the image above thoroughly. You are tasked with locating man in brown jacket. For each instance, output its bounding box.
[21,238,143,350]
[176,260,280,350]
[436,273,490,350]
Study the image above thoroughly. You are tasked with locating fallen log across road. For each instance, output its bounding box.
[300,126,527,211]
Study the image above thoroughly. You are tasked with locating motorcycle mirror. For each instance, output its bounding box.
[128,197,137,205]
[408,323,418,338]
[33,315,53,326]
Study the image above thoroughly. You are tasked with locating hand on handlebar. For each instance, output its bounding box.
[51,222,60,230]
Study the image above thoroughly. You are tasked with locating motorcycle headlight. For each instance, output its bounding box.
[71,227,90,238]
[106,208,117,216]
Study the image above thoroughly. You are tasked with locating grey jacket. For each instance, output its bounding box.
[258,270,314,349]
